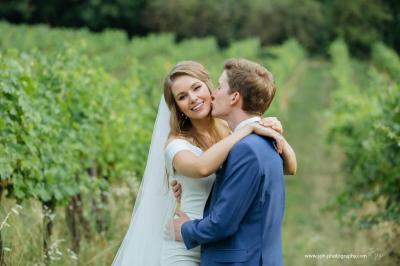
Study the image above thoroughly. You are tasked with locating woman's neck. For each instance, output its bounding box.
[190,116,213,136]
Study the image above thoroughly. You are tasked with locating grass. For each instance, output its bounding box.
[0,178,138,266]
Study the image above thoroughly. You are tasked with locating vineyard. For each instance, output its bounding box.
[0,21,399,265]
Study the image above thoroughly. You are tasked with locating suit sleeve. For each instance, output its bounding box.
[181,141,262,249]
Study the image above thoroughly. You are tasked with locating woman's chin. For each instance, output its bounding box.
[189,108,211,120]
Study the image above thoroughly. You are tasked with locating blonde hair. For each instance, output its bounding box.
[163,61,225,150]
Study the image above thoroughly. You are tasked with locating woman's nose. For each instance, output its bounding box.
[188,91,197,102]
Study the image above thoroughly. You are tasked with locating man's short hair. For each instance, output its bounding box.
[224,58,276,115]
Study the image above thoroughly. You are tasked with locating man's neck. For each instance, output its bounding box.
[225,109,258,131]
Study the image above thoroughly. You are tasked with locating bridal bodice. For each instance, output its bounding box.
[164,139,215,220]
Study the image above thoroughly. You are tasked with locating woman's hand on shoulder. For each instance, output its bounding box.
[259,117,283,135]
[251,123,285,154]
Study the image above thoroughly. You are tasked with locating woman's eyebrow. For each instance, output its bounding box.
[174,89,188,98]
[190,82,201,88]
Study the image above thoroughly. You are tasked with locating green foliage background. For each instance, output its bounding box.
[0,0,399,57]
[0,19,399,265]
[327,40,400,228]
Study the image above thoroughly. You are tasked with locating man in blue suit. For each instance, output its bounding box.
[173,58,286,265]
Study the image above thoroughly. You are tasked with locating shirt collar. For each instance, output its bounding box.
[234,117,261,132]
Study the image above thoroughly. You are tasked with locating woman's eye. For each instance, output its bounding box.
[178,95,186,101]
[194,86,200,91]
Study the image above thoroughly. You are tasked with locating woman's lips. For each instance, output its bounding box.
[191,102,204,111]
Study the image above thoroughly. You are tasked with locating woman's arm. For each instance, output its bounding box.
[280,138,297,175]
[258,117,297,175]
[171,124,283,178]
[252,124,297,175]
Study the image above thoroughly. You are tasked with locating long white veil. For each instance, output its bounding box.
[112,97,176,265]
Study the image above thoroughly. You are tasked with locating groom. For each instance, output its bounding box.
[173,58,285,266]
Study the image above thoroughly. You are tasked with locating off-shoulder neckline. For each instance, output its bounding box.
[165,138,203,152]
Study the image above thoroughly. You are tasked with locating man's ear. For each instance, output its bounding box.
[230,91,241,106]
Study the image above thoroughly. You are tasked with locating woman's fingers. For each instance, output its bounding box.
[272,124,283,135]
[254,124,284,154]
[260,117,283,135]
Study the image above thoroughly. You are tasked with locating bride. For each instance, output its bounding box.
[112,61,296,265]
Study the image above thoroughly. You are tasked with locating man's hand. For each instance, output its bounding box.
[260,117,283,135]
[170,180,182,202]
[173,211,190,241]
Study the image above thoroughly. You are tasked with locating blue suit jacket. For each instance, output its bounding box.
[181,134,285,266]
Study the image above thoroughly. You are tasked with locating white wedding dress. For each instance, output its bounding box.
[112,97,215,266]
[161,139,216,266]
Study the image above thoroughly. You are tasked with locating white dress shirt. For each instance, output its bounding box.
[234,117,261,132]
